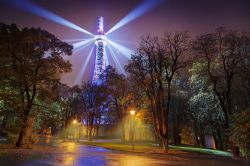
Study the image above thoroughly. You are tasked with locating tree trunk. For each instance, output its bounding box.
[162,137,169,153]
[193,128,200,147]
[16,111,30,147]
[216,129,224,150]
[121,120,126,143]
[212,129,219,149]
[88,126,93,141]
[95,125,99,137]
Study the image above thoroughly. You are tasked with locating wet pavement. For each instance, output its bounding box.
[1,138,249,166]
[24,143,173,166]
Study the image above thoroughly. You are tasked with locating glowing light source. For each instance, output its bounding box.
[5,0,94,36]
[97,16,104,34]
[130,110,135,115]
[72,120,77,124]
[106,0,164,35]
[93,17,107,83]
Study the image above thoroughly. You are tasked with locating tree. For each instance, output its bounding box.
[0,23,72,147]
[192,27,250,129]
[188,62,225,149]
[81,82,107,141]
[231,108,250,159]
[104,65,130,143]
[126,32,189,152]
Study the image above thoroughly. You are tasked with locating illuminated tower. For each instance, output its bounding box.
[93,16,107,84]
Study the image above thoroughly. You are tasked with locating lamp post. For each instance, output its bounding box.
[72,119,78,141]
[130,110,135,150]
[78,118,82,142]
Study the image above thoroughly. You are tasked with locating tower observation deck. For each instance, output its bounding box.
[93,16,107,84]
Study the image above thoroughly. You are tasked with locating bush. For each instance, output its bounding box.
[231,109,250,159]
[25,133,39,144]
[7,133,39,145]
[7,133,19,145]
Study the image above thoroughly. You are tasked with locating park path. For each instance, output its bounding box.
[0,137,248,166]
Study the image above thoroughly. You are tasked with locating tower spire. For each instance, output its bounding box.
[93,16,107,84]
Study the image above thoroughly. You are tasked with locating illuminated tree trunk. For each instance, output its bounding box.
[16,107,32,147]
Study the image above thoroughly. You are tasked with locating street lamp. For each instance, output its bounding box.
[72,119,78,141]
[130,110,135,150]
[130,110,135,115]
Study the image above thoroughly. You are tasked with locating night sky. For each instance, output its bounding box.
[1,0,250,86]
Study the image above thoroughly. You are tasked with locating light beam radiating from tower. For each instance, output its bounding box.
[93,17,107,84]
[4,0,94,36]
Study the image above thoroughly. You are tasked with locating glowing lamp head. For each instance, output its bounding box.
[130,110,135,115]
[73,119,77,124]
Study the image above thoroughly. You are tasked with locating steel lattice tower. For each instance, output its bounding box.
[93,16,107,84]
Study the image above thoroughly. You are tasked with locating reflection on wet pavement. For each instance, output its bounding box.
[24,141,177,166]
[18,139,249,166]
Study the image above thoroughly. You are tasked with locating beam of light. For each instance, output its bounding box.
[75,45,95,85]
[107,44,126,75]
[106,0,164,35]
[111,39,137,45]
[107,39,134,59]
[63,40,94,60]
[104,48,110,66]
[73,41,94,54]
[63,38,90,43]
[4,0,94,36]
[72,38,94,49]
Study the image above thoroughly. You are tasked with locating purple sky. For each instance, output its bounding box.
[1,0,250,86]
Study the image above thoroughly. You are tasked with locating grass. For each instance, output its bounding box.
[170,145,232,157]
[82,141,232,157]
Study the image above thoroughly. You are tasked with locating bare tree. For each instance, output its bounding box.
[126,32,189,152]
[81,82,107,141]
[104,66,130,143]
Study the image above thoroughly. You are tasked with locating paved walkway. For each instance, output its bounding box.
[0,138,249,166]
[25,142,249,166]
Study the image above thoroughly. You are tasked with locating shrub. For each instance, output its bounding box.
[231,109,250,159]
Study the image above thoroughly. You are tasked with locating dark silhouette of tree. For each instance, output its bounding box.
[126,32,189,152]
[81,82,107,141]
[104,66,130,143]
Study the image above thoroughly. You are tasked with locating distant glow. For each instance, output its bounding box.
[72,120,77,124]
[107,44,126,75]
[73,38,94,49]
[75,45,95,85]
[130,110,135,115]
[5,0,94,36]
[107,39,134,59]
[106,0,164,35]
